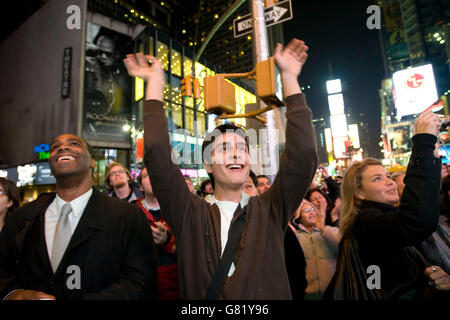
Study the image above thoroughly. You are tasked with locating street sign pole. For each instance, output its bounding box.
[250,0,279,179]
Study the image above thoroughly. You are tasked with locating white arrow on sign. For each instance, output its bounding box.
[270,5,288,22]
[233,0,293,38]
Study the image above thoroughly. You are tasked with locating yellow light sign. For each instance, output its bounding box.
[135,77,144,101]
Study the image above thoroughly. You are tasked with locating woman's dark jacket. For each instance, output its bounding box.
[330,134,441,299]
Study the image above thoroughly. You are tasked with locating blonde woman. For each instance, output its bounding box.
[326,107,445,299]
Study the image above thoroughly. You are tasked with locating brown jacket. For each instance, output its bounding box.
[143,94,318,299]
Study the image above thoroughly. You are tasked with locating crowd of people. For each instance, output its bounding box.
[0,38,449,300]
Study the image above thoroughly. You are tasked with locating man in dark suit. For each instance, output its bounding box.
[0,134,157,300]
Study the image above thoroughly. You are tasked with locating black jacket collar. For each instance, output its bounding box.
[359,200,396,213]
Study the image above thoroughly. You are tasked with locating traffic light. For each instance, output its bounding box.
[255,57,284,107]
[204,76,236,115]
[181,75,193,97]
[193,78,201,99]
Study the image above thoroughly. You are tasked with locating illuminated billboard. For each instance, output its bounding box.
[392,64,438,118]
[347,124,360,149]
[330,114,348,137]
[326,79,342,94]
[328,93,345,115]
[333,136,347,159]
[385,121,414,155]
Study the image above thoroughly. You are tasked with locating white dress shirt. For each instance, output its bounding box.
[45,188,93,258]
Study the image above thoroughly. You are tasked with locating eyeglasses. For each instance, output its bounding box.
[97,50,113,58]
[110,170,126,176]
[303,207,316,213]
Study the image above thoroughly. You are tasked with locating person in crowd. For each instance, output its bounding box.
[0,178,20,232]
[124,38,317,299]
[105,162,143,204]
[326,107,443,299]
[284,219,307,300]
[288,200,340,299]
[184,176,196,194]
[256,175,271,195]
[306,188,339,227]
[137,167,179,300]
[391,172,406,199]
[0,134,157,300]
[242,170,258,197]
[317,165,340,204]
[441,163,449,180]
[199,179,214,198]
[334,175,343,186]
[392,169,450,292]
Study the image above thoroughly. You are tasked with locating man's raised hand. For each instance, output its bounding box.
[273,38,309,79]
[123,53,164,101]
[123,53,163,83]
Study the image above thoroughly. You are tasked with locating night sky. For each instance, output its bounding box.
[282,0,384,157]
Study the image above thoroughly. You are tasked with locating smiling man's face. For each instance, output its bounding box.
[205,132,250,191]
[49,134,94,178]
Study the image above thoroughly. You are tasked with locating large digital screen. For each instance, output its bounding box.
[330,114,348,137]
[326,79,342,94]
[327,93,345,115]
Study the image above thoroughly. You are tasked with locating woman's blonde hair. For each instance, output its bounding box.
[339,158,383,236]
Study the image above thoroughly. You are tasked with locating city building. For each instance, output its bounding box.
[0,0,257,201]
[377,0,449,165]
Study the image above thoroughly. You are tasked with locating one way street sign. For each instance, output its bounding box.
[233,0,293,38]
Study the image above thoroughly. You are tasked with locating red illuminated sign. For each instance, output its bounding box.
[406,73,424,88]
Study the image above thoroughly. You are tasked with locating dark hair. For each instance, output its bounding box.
[305,188,333,210]
[201,123,249,188]
[256,175,270,184]
[249,170,258,188]
[0,177,20,220]
[200,179,213,196]
[137,166,147,186]
[305,187,334,225]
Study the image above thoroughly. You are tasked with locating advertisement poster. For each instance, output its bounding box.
[386,121,414,156]
[83,22,132,143]
[392,64,438,118]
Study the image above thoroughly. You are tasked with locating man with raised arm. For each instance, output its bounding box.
[124,38,318,299]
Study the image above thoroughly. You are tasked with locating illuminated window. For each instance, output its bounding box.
[184,57,193,77]
[185,96,194,108]
[172,103,183,129]
[186,107,195,134]
[197,112,206,137]
[157,41,169,71]
[171,49,182,77]
[163,82,171,101]
[171,77,182,105]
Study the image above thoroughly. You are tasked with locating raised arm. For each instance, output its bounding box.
[355,107,442,246]
[260,39,318,229]
[123,54,195,235]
